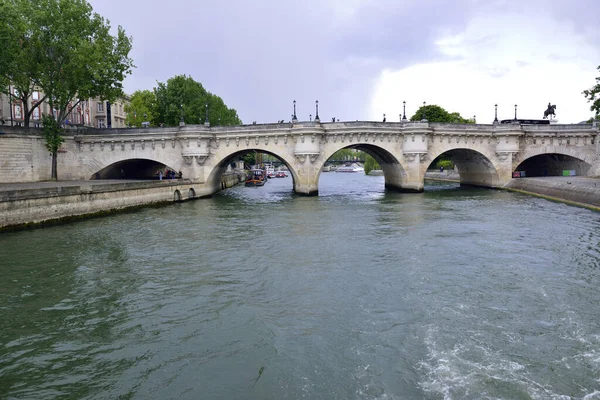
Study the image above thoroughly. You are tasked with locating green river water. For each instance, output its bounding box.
[1,174,599,399]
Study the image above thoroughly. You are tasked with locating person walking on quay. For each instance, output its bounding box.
[158,170,163,180]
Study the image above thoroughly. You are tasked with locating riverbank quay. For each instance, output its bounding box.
[425,171,600,211]
[503,176,600,211]
[0,171,245,230]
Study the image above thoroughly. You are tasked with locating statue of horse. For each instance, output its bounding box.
[543,103,556,119]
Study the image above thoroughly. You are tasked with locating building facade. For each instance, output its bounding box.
[0,87,130,129]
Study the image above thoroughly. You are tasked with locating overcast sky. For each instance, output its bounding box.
[88,0,600,124]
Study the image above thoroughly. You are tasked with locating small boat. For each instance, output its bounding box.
[265,164,275,179]
[275,171,287,178]
[245,169,267,186]
[336,164,365,173]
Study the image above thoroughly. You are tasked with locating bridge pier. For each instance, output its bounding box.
[292,160,320,196]
[399,153,426,192]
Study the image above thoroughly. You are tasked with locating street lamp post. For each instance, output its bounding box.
[494,104,498,124]
[421,101,427,121]
[292,100,297,122]
[402,101,407,121]
[315,100,319,122]
[514,104,518,121]
[309,114,312,122]
[205,103,209,126]
[179,104,184,125]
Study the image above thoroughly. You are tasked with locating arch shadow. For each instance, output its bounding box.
[206,149,296,193]
[425,148,500,188]
[90,158,178,180]
[515,153,592,177]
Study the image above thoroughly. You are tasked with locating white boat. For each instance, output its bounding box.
[336,164,365,173]
[264,164,275,179]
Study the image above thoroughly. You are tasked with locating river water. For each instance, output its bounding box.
[1,173,600,399]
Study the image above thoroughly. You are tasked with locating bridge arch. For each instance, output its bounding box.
[513,147,595,177]
[319,142,407,192]
[90,158,179,180]
[205,148,297,193]
[425,147,501,187]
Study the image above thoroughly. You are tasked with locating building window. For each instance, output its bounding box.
[33,108,40,120]
[32,91,39,101]
[14,103,22,119]
[98,118,105,128]
[97,102,104,112]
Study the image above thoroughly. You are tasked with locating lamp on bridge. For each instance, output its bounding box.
[494,104,498,124]
[309,114,312,121]
[292,100,297,122]
[179,104,184,126]
[514,104,518,121]
[315,100,320,122]
[402,101,407,121]
[205,103,210,126]
[421,101,427,122]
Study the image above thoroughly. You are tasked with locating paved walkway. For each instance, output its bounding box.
[0,179,174,193]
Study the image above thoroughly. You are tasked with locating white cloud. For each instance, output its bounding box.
[370,12,600,123]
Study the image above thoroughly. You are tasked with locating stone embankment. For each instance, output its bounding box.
[503,177,600,210]
[425,171,600,211]
[0,171,245,230]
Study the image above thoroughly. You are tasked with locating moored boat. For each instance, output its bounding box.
[245,169,267,186]
[336,164,365,173]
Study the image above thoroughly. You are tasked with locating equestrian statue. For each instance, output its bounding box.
[543,103,556,119]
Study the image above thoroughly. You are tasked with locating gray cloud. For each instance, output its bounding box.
[87,0,599,123]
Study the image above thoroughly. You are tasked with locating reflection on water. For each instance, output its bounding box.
[1,173,599,399]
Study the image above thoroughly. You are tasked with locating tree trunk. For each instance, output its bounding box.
[51,151,58,181]
[23,101,30,128]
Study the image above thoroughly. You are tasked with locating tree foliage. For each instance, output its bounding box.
[583,65,600,118]
[0,0,45,126]
[410,105,474,123]
[42,114,63,180]
[124,90,156,127]
[363,154,381,175]
[0,0,134,126]
[330,148,367,161]
[153,75,241,127]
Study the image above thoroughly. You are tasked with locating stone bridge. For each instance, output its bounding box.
[1,121,598,196]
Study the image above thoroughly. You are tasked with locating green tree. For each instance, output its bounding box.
[153,75,241,127]
[34,0,134,126]
[2,0,135,177]
[363,154,381,175]
[125,90,156,127]
[42,114,63,180]
[410,105,473,123]
[330,148,367,161]
[583,65,600,118]
[0,0,47,127]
